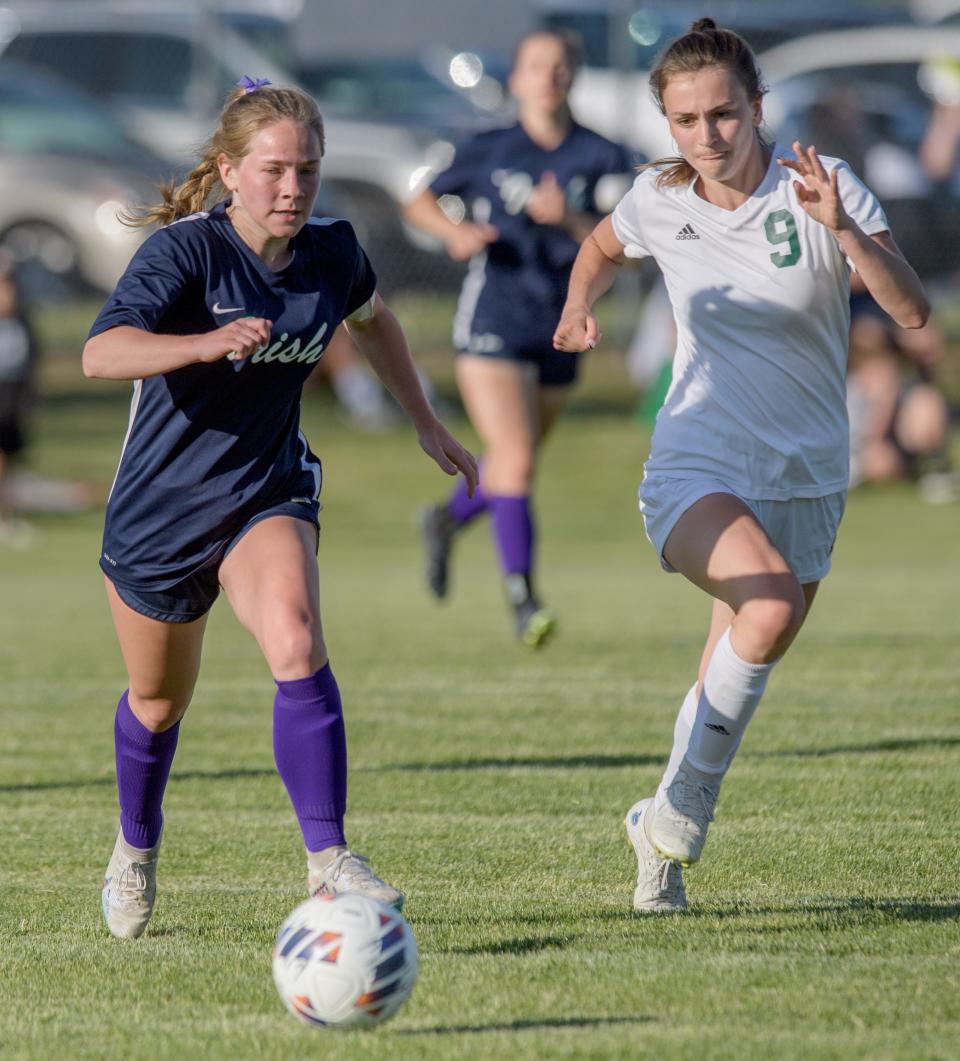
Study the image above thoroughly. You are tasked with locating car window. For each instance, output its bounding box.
[0,69,150,163]
[301,62,479,123]
[3,31,193,106]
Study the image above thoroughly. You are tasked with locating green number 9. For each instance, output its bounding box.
[765,209,801,268]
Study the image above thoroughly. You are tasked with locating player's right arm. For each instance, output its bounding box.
[403,189,498,262]
[553,215,627,352]
[82,225,273,380]
[82,318,273,380]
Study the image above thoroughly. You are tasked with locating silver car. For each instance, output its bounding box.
[0,2,461,291]
[0,60,164,299]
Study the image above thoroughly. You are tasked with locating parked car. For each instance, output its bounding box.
[297,50,510,137]
[911,0,960,23]
[538,0,916,159]
[760,25,960,279]
[0,59,167,299]
[0,2,464,291]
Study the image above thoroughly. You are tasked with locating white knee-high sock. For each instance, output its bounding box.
[654,683,698,811]
[685,627,777,777]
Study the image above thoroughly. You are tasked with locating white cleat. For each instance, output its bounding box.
[101,830,161,939]
[307,848,404,911]
[625,798,686,914]
[649,760,720,867]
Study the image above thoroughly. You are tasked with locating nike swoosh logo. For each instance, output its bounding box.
[212,302,244,314]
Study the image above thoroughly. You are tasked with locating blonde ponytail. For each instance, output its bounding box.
[122,83,324,228]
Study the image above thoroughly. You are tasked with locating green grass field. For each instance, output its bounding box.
[1,348,959,1059]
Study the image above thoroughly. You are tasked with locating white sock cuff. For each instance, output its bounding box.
[680,682,698,722]
[713,628,778,682]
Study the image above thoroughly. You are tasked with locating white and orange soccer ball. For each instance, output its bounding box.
[272,892,418,1029]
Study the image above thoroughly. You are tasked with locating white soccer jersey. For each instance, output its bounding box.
[612,144,889,499]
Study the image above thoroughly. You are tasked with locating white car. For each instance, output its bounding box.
[542,1,916,159]
[759,26,960,279]
[562,23,960,278]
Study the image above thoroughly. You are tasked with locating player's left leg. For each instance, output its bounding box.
[648,493,822,865]
[219,515,403,908]
[102,580,209,938]
[655,583,818,810]
[454,355,554,643]
[496,380,570,644]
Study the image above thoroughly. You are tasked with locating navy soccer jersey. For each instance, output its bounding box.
[88,202,376,590]
[429,122,629,353]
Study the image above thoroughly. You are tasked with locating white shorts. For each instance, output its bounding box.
[638,476,847,585]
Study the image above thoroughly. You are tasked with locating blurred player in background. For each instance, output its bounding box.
[83,79,476,939]
[554,20,929,913]
[847,279,954,499]
[405,30,629,646]
[0,250,37,548]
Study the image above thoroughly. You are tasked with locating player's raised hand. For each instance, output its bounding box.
[553,304,601,352]
[195,317,273,363]
[526,171,567,226]
[416,417,479,495]
[778,142,850,233]
[445,222,499,261]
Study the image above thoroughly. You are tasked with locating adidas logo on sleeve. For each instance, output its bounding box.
[675,223,700,240]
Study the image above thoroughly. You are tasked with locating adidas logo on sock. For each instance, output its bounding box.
[676,223,700,240]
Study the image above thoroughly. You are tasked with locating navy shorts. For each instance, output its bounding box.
[0,382,29,455]
[108,497,321,624]
[455,338,580,387]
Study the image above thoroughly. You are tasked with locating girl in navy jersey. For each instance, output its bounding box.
[554,21,929,912]
[85,79,477,939]
[405,31,629,646]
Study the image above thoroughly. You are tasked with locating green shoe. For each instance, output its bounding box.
[513,598,557,648]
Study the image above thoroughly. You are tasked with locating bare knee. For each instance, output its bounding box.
[483,446,536,494]
[263,612,327,680]
[895,386,948,456]
[736,582,806,662]
[128,690,193,732]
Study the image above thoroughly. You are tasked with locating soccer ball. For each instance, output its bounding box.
[272,892,418,1029]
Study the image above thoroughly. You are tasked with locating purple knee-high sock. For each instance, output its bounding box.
[273,663,347,853]
[115,691,180,850]
[445,466,488,527]
[489,494,535,576]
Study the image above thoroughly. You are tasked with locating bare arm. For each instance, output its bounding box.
[344,294,478,491]
[82,318,273,380]
[779,143,929,329]
[403,188,498,262]
[836,229,930,330]
[552,215,628,352]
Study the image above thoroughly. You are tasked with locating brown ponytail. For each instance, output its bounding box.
[123,84,325,228]
[642,18,769,188]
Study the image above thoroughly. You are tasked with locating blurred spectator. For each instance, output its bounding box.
[0,251,37,546]
[847,278,957,501]
[919,54,960,187]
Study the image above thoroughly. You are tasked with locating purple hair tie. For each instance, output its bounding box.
[237,76,272,94]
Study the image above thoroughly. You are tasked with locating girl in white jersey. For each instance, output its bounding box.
[554,19,929,913]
